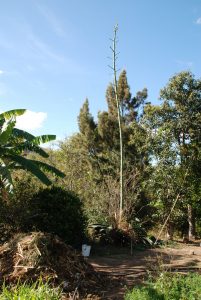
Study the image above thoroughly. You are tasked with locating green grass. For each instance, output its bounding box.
[125,272,201,300]
[0,280,62,300]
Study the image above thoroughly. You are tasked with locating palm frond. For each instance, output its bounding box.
[32,135,56,145]
[0,160,13,193]
[13,142,49,158]
[0,109,26,120]
[7,154,52,186]
[28,159,66,178]
[12,128,35,141]
[0,120,16,144]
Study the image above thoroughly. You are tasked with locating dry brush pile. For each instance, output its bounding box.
[0,232,107,298]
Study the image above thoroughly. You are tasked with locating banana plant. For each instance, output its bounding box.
[0,109,65,193]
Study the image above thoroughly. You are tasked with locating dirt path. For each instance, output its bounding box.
[88,243,201,299]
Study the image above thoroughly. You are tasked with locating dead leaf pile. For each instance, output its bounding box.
[0,232,105,297]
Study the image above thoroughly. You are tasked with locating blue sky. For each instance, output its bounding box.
[0,0,201,142]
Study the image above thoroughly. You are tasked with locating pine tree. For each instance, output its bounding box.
[106,83,117,118]
[78,98,96,139]
[105,70,147,124]
[117,70,131,117]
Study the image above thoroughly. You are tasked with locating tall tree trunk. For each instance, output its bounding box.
[188,204,195,240]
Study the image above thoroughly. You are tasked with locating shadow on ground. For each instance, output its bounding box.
[88,243,201,299]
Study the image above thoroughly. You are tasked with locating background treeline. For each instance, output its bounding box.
[1,70,201,244]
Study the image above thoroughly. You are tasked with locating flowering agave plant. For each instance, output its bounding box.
[0,109,65,193]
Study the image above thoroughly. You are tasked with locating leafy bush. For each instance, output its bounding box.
[1,185,86,246]
[0,280,61,300]
[0,175,40,243]
[26,186,86,246]
[125,272,201,300]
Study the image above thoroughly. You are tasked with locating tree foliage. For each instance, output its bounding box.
[4,71,200,241]
[143,71,201,239]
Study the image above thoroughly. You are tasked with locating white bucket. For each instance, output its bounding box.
[82,244,91,257]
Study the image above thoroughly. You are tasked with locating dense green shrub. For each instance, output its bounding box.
[0,176,40,243]
[26,186,86,246]
[125,273,201,300]
[0,184,86,246]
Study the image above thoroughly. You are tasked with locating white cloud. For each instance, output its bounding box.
[196,17,201,24]
[0,70,4,75]
[16,110,47,131]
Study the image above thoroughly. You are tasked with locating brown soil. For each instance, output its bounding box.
[89,242,201,299]
[1,234,201,300]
